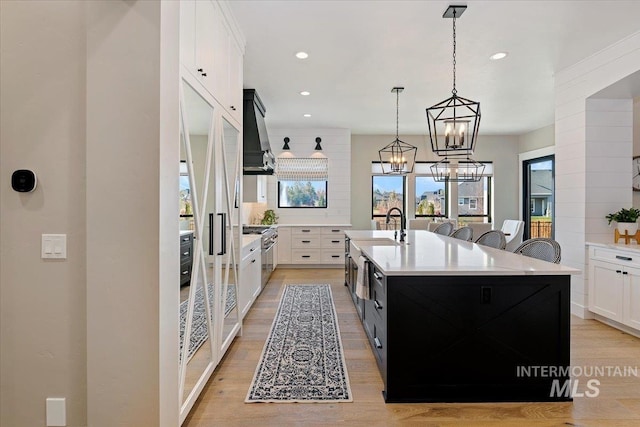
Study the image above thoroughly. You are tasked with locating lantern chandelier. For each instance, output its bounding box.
[426,5,481,157]
[378,87,417,175]
[430,156,485,183]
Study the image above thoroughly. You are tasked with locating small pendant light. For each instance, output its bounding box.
[378,87,417,175]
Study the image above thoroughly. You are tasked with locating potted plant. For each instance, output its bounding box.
[260,209,278,225]
[606,207,640,235]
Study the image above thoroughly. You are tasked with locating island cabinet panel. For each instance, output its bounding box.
[367,274,571,403]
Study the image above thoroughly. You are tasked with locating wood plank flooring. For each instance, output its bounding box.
[183,268,640,426]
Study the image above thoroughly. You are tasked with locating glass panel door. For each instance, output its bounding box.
[179,81,216,417]
[523,155,554,240]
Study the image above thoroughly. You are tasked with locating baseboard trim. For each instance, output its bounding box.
[571,302,594,319]
[592,314,640,339]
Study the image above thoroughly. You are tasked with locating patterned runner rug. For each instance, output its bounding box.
[246,284,352,403]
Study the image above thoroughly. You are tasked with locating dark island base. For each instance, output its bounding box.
[353,267,572,403]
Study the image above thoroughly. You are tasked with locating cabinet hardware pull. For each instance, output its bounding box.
[332,255,339,258]
[374,337,382,349]
[230,106,236,110]
[623,271,629,275]
[302,255,311,258]
[197,68,203,72]
[182,251,189,256]
[373,272,382,280]
[302,229,310,232]
[201,72,207,77]
[374,300,382,310]
[251,259,256,263]
[616,270,622,273]
[332,229,340,232]
[209,213,214,256]
[332,240,340,243]
[217,212,226,255]
[181,270,189,275]
[250,247,256,252]
[302,240,311,243]
[616,255,633,261]
[182,236,189,241]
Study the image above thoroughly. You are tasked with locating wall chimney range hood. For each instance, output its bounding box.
[243,89,274,175]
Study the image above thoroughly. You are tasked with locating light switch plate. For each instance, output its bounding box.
[42,234,67,259]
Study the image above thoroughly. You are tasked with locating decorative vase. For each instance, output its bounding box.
[617,222,638,236]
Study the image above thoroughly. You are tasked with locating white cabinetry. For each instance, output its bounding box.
[243,175,267,203]
[239,238,261,319]
[588,245,640,331]
[278,226,350,265]
[180,0,244,124]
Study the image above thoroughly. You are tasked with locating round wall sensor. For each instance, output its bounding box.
[11,169,37,192]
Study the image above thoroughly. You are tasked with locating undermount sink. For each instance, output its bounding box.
[353,238,409,247]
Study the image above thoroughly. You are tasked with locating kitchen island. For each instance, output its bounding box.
[344,230,580,403]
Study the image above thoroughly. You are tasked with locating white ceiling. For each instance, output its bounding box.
[229,0,640,136]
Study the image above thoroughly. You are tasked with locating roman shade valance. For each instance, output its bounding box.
[276,157,329,181]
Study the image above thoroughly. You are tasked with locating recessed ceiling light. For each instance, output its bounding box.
[295,51,309,59]
[300,91,310,96]
[490,52,508,60]
[303,114,311,118]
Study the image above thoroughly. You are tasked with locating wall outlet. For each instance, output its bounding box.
[46,397,66,426]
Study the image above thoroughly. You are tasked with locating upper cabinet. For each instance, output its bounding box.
[180,0,244,125]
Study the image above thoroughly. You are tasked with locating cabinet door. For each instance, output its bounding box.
[179,0,196,72]
[194,0,216,94]
[212,6,229,108]
[277,227,292,264]
[624,265,640,329]
[227,37,243,123]
[589,260,624,321]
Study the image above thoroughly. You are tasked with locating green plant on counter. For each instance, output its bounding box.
[605,207,640,225]
[261,209,278,225]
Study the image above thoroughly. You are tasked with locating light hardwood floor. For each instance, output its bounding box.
[184,268,640,426]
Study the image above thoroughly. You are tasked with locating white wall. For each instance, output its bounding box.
[266,128,351,225]
[350,134,520,230]
[1,2,87,425]
[554,31,640,318]
[518,124,555,153]
[633,97,640,206]
[1,1,180,426]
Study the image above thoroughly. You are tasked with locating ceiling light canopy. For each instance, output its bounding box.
[295,51,309,59]
[300,91,310,96]
[378,87,417,175]
[303,113,311,117]
[426,5,481,157]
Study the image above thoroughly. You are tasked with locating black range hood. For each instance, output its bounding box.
[243,89,274,175]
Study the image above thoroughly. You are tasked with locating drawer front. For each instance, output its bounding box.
[242,240,260,259]
[180,233,193,245]
[291,249,322,263]
[321,226,349,236]
[292,236,322,249]
[322,236,345,249]
[180,260,192,286]
[321,250,344,264]
[371,322,387,382]
[291,226,321,236]
[180,242,192,264]
[370,277,386,324]
[590,246,640,268]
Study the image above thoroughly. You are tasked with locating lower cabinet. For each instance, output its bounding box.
[180,232,194,287]
[239,239,261,319]
[278,225,350,265]
[589,246,640,331]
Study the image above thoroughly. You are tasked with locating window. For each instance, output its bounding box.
[457,177,491,222]
[278,181,327,208]
[458,198,464,205]
[416,176,447,217]
[372,175,405,228]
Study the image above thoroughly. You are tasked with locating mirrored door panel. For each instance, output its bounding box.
[179,80,216,417]
[219,117,241,355]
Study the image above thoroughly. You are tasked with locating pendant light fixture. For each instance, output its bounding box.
[379,87,417,175]
[426,5,481,157]
[430,156,485,182]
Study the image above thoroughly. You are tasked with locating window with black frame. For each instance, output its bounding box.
[372,174,405,230]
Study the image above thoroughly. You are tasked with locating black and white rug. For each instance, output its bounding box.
[246,284,352,403]
[179,283,237,362]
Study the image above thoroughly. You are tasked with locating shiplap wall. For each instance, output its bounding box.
[554,31,640,318]
[267,128,351,224]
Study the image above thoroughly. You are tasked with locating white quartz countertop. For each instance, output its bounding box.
[179,230,194,236]
[242,234,261,248]
[586,241,640,254]
[346,230,581,276]
[272,224,352,227]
